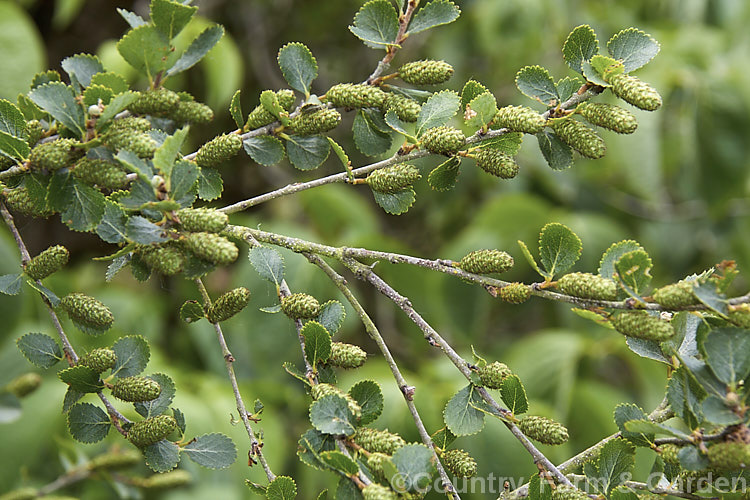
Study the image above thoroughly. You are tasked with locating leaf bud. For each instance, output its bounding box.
[281,292,321,319]
[477,361,512,389]
[577,102,638,134]
[493,105,546,134]
[420,125,465,155]
[127,415,177,448]
[183,232,239,266]
[324,83,387,108]
[607,73,662,111]
[287,108,341,136]
[61,293,115,331]
[518,415,569,445]
[381,93,421,122]
[137,243,186,276]
[72,158,129,190]
[611,310,676,341]
[176,207,228,233]
[550,118,606,159]
[127,88,180,115]
[499,283,531,304]
[112,376,161,402]
[354,427,406,455]
[398,60,454,85]
[206,287,251,323]
[6,372,42,398]
[556,272,617,301]
[441,449,478,478]
[362,483,398,500]
[651,281,698,309]
[311,383,362,419]
[327,342,367,369]
[365,164,421,194]
[24,245,69,280]
[29,138,83,172]
[87,449,141,471]
[473,148,519,179]
[195,133,243,168]
[77,348,117,373]
[459,249,514,274]
[706,442,750,470]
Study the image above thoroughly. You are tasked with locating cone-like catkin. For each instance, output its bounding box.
[728,304,750,328]
[552,485,590,500]
[77,348,117,373]
[499,283,531,304]
[127,415,177,448]
[103,129,157,158]
[3,188,53,217]
[659,443,681,465]
[6,373,41,398]
[577,102,638,134]
[706,442,750,470]
[611,311,676,341]
[608,73,662,111]
[518,415,569,445]
[280,293,320,319]
[72,158,129,190]
[366,452,390,479]
[362,484,398,500]
[184,232,239,266]
[24,245,69,280]
[195,134,243,168]
[354,427,406,455]
[127,88,180,115]
[245,89,296,129]
[88,449,141,471]
[61,293,114,331]
[328,342,367,369]
[459,249,514,274]
[176,208,228,233]
[442,449,478,478]
[493,105,546,134]
[324,83,387,108]
[477,361,512,389]
[136,469,192,489]
[29,138,83,171]
[311,383,362,419]
[381,93,421,122]
[474,148,519,179]
[652,281,698,309]
[169,100,214,124]
[112,376,161,402]
[138,244,186,276]
[26,120,44,147]
[206,287,251,323]
[106,116,152,134]
[420,126,465,155]
[550,118,606,159]
[365,164,421,194]
[398,60,454,85]
[556,272,617,301]
[287,108,341,136]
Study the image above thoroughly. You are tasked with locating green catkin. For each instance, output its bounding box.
[550,118,606,159]
[135,470,191,489]
[286,108,341,136]
[61,293,114,330]
[127,415,177,448]
[6,373,41,398]
[362,484,398,500]
[245,89,296,129]
[280,293,320,319]
[556,272,618,301]
[659,443,681,465]
[3,188,53,217]
[398,60,454,85]
[474,148,519,179]
[25,120,44,147]
[327,342,367,369]
[206,287,251,323]
[354,427,406,455]
[442,449,478,477]
[493,105,547,134]
[176,207,228,233]
[381,93,421,122]
[88,449,141,471]
[169,100,214,124]
[28,138,83,171]
[577,102,638,134]
[194,134,243,168]
[24,245,69,280]
[184,232,239,266]
[552,485,590,500]
[72,158,129,190]
[310,383,362,419]
[365,164,421,193]
[607,73,662,111]
[728,304,750,328]
[706,442,750,470]
[459,249,514,274]
[138,243,186,276]
[77,348,117,373]
[611,311,676,341]
[499,283,531,304]
[652,281,699,309]
[518,415,569,445]
[324,83,387,108]
[366,452,390,479]
[127,88,180,115]
[103,129,157,158]
[112,376,161,402]
[477,361,513,389]
[420,125,466,155]
[106,116,152,134]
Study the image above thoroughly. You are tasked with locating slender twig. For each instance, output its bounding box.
[194,278,275,482]
[565,474,719,500]
[366,0,421,83]
[306,253,461,499]
[36,467,91,496]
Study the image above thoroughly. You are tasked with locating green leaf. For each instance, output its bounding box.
[383,109,415,142]
[0,98,27,138]
[677,445,709,471]
[267,476,297,500]
[465,92,498,129]
[90,72,129,94]
[229,90,244,129]
[197,167,223,201]
[315,300,346,335]
[285,135,330,170]
[460,80,489,110]
[614,249,652,297]
[0,273,23,296]
[28,82,85,137]
[153,127,187,179]
[26,280,60,307]
[302,321,332,370]
[166,25,224,77]
[58,180,106,232]
[61,53,103,90]
[607,28,660,73]
[390,444,435,493]
[353,110,392,156]
[703,328,750,387]
[416,90,460,137]
[613,403,653,447]
[556,76,583,103]
[96,91,139,130]
[67,403,110,443]
[243,136,285,166]
[517,239,547,280]
[150,0,197,40]
[583,55,623,87]
[515,65,558,105]
[667,366,706,428]
[17,332,63,369]
[135,373,175,418]
[95,200,128,244]
[701,395,742,425]
[309,394,356,436]
[112,335,150,378]
[180,300,205,323]
[105,255,130,282]
[0,393,21,424]
[319,451,359,476]
[528,473,552,500]
[117,8,147,28]
[443,384,485,436]
[144,440,180,473]
[693,282,729,318]
[248,246,285,286]
[116,25,173,82]
[170,160,198,202]
[183,433,237,469]
[594,438,636,495]
[58,365,103,393]
[609,486,640,500]
[372,188,415,215]
[598,240,644,280]
[62,387,84,414]
[536,130,573,171]
[407,0,460,35]
[430,427,457,450]
[181,253,214,280]
[427,156,461,192]
[348,380,384,425]
[538,222,582,278]
[126,216,168,245]
[277,42,318,96]
[499,375,528,415]
[562,25,599,74]
[624,420,690,441]
[348,0,399,49]
[625,337,669,364]
[0,130,29,161]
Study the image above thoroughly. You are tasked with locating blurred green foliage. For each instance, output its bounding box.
[2,0,750,498]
